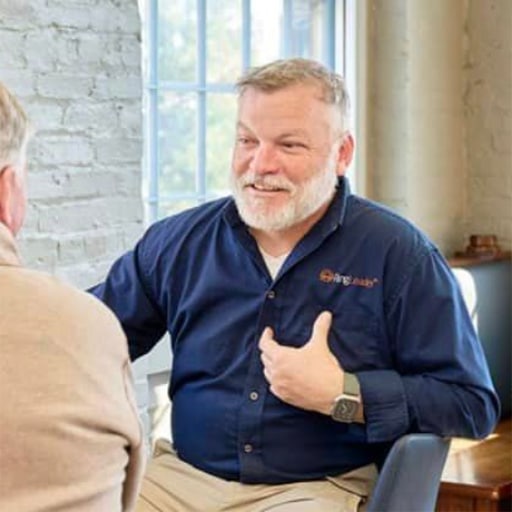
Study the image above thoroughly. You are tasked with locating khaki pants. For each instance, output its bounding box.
[136,439,377,512]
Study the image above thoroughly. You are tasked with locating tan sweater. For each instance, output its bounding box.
[0,224,145,511]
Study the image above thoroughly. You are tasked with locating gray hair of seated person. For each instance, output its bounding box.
[0,81,32,170]
[235,58,351,133]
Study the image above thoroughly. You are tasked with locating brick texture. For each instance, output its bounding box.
[0,0,148,432]
[465,0,512,250]
[368,0,511,254]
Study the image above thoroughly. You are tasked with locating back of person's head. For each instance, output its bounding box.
[0,81,31,170]
[235,58,351,132]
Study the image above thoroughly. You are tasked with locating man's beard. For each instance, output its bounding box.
[231,161,338,232]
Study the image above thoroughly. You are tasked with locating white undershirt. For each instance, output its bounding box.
[258,246,290,280]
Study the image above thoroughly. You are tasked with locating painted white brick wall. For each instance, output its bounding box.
[368,0,511,254]
[0,0,150,433]
[465,0,512,251]
[368,0,467,254]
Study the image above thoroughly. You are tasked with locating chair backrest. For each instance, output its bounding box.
[367,434,451,512]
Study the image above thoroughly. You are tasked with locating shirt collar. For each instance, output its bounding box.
[320,175,351,234]
[0,222,21,267]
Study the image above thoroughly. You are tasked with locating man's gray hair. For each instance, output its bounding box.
[0,81,31,169]
[235,58,350,132]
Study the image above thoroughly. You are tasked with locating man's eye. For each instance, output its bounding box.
[282,142,304,149]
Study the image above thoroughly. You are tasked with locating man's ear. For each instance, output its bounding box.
[335,134,355,177]
[0,165,21,233]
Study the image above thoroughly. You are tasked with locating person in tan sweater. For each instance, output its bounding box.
[0,82,145,510]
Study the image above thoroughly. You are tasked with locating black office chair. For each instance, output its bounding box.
[367,434,451,512]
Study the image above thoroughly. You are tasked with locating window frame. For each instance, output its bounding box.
[141,0,357,224]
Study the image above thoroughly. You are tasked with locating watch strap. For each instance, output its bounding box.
[343,372,360,397]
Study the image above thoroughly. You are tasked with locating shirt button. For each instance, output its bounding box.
[244,444,253,453]
[267,290,276,299]
[249,391,259,401]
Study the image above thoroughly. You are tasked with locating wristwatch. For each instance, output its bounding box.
[330,372,361,423]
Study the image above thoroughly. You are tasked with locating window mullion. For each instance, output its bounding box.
[148,0,160,222]
[149,82,234,93]
[197,0,207,203]
[242,0,251,70]
[282,0,293,57]
[324,0,336,69]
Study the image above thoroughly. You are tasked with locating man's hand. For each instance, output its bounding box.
[259,311,344,415]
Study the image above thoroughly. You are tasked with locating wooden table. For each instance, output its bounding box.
[436,419,512,511]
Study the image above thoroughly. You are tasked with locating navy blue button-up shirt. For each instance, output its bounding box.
[91,178,499,484]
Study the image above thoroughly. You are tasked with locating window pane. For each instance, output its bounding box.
[159,92,197,195]
[302,0,335,64]
[251,0,283,65]
[159,199,198,218]
[206,93,237,195]
[207,0,242,82]
[251,0,331,65]
[158,0,197,82]
[293,0,329,62]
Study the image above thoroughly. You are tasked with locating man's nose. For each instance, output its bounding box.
[250,143,280,174]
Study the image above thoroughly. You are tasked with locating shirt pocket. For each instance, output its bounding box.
[327,309,389,372]
[276,305,389,371]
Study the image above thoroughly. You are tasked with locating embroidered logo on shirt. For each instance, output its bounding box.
[319,269,379,288]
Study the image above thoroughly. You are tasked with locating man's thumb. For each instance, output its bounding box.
[259,326,275,350]
[309,311,333,346]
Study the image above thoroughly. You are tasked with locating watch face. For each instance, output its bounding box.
[332,397,359,422]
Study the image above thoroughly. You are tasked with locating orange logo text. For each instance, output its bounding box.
[319,269,379,288]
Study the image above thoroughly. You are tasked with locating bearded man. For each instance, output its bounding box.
[91,58,499,512]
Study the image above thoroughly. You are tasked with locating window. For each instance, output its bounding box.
[140,0,355,223]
